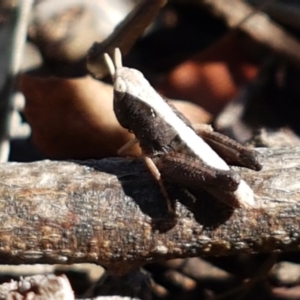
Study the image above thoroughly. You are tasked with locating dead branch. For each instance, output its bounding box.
[248,0,300,33]
[196,0,300,68]
[0,147,298,274]
[87,0,167,78]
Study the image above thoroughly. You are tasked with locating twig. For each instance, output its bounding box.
[248,0,300,33]
[0,148,297,273]
[0,0,33,162]
[87,0,167,78]
[194,0,300,68]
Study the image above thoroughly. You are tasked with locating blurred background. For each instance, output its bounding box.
[1,0,300,299]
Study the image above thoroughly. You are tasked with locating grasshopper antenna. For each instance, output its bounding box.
[103,52,116,78]
[114,48,123,69]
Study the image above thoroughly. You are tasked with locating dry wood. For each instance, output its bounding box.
[194,0,300,68]
[248,0,300,33]
[0,147,298,274]
[87,0,167,78]
[0,274,74,300]
[0,273,140,300]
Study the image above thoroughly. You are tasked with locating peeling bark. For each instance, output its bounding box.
[0,148,298,273]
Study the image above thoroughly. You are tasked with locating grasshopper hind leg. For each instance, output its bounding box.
[193,124,263,171]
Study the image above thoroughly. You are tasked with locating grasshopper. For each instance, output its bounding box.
[104,49,263,213]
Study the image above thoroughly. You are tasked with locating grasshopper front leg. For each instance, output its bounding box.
[117,140,174,214]
[117,137,139,156]
[143,156,174,214]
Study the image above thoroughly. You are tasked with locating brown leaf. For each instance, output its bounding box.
[157,32,261,115]
[171,100,211,124]
[20,75,135,159]
[20,74,211,159]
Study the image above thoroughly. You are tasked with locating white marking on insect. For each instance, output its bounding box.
[104,49,255,206]
[232,180,255,207]
[105,49,229,170]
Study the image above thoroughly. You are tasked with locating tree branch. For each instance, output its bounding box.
[87,0,167,78]
[195,0,300,68]
[0,147,299,274]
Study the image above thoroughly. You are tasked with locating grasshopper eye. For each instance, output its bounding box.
[115,76,127,94]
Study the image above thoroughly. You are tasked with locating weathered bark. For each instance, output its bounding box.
[0,147,299,273]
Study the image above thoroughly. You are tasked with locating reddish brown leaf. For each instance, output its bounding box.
[157,32,261,115]
[20,75,211,159]
[20,75,136,159]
